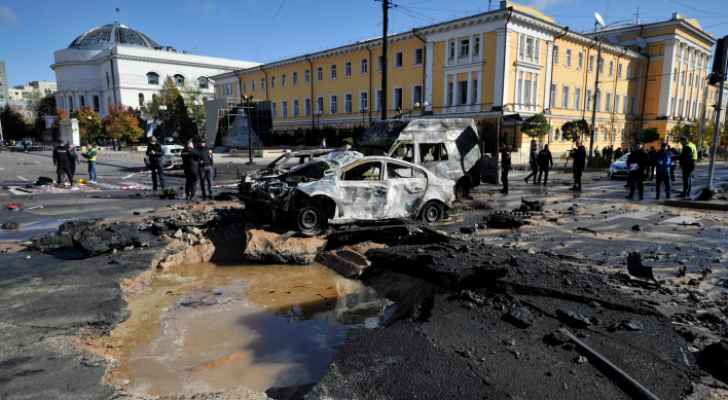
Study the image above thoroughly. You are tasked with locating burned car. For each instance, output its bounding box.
[240,152,455,235]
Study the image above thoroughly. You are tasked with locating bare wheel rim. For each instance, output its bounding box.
[425,204,440,222]
[300,208,319,230]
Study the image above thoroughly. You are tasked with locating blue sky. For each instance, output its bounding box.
[1,0,728,86]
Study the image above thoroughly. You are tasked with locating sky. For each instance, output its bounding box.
[1,0,728,86]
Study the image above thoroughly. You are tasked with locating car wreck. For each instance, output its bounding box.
[240,149,455,235]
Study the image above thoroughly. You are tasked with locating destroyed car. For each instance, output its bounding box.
[388,118,482,197]
[144,144,184,170]
[240,153,455,235]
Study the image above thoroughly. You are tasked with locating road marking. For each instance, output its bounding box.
[16,176,28,181]
[122,173,137,180]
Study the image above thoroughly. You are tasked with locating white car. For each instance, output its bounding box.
[144,144,184,170]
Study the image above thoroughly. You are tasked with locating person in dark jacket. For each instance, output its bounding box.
[679,137,697,198]
[626,144,648,200]
[52,142,74,186]
[68,144,79,180]
[572,140,587,191]
[181,141,198,201]
[646,146,657,180]
[524,140,539,184]
[536,144,553,185]
[500,147,511,194]
[655,142,672,200]
[194,138,214,200]
[146,136,165,191]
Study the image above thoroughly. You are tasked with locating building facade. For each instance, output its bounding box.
[51,23,259,118]
[212,1,719,159]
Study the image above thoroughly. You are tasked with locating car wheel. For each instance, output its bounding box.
[420,201,445,224]
[296,203,326,236]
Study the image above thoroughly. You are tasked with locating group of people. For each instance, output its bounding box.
[523,141,554,185]
[499,140,585,194]
[52,142,99,186]
[624,137,697,200]
[145,136,215,200]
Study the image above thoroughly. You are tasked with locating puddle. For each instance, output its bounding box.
[97,262,388,397]
[0,219,65,241]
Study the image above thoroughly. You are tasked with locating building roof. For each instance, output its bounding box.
[68,23,161,50]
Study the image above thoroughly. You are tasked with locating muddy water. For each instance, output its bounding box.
[103,262,386,397]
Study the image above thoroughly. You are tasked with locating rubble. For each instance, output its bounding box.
[484,211,528,229]
[1,221,19,230]
[316,242,386,278]
[627,252,654,280]
[697,341,728,384]
[243,229,327,265]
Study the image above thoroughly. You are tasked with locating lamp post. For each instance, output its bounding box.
[240,95,256,165]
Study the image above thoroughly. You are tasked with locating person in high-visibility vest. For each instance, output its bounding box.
[679,137,697,198]
[82,143,99,183]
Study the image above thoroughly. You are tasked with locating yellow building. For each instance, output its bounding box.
[212,1,718,161]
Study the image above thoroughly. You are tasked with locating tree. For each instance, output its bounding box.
[521,113,551,138]
[638,128,660,144]
[103,105,144,143]
[73,107,104,144]
[560,119,590,142]
[183,87,206,134]
[668,122,696,144]
[143,77,182,121]
[173,94,198,143]
[1,105,31,141]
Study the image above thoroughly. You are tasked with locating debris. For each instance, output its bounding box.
[34,176,53,186]
[5,202,22,211]
[609,320,644,332]
[631,224,641,232]
[627,252,654,280]
[1,221,19,230]
[576,227,598,235]
[556,309,593,329]
[516,198,544,212]
[696,340,728,384]
[159,189,177,200]
[504,306,535,328]
[317,249,371,278]
[243,229,327,265]
[661,216,702,227]
[484,212,527,229]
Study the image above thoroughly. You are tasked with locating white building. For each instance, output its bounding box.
[51,23,259,117]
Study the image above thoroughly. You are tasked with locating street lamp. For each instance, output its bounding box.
[240,96,256,165]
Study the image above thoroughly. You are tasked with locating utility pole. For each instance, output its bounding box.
[589,41,602,165]
[707,35,728,191]
[381,0,390,121]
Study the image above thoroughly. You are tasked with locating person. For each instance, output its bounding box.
[679,137,697,198]
[194,138,214,200]
[536,144,553,185]
[52,141,74,186]
[68,144,79,180]
[647,146,657,180]
[655,142,672,200]
[146,136,165,191]
[626,144,648,200]
[572,140,587,191]
[500,147,511,194]
[614,146,624,160]
[524,140,539,184]
[181,141,198,200]
[82,143,99,183]
[669,145,679,182]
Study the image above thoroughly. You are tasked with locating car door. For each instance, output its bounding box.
[384,161,428,218]
[419,142,456,180]
[336,161,388,220]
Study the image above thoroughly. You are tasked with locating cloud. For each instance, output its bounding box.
[523,0,574,11]
[0,6,18,24]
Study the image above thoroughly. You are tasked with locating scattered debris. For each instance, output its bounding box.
[159,188,177,200]
[484,212,527,229]
[631,224,641,232]
[516,198,544,213]
[243,229,327,265]
[34,176,53,186]
[1,221,19,230]
[503,306,535,328]
[576,226,598,235]
[5,202,22,211]
[697,341,728,384]
[555,309,594,329]
[627,252,654,280]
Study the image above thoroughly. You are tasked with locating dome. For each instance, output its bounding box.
[68,23,161,50]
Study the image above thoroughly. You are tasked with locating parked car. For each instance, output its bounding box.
[608,153,629,179]
[240,151,455,235]
[388,118,481,198]
[144,144,184,170]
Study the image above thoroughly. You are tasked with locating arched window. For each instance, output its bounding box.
[198,77,209,89]
[146,72,159,85]
[174,74,185,87]
[138,93,145,107]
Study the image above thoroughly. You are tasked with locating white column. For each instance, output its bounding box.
[659,39,676,117]
[544,41,554,111]
[494,27,508,108]
[425,42,434,109]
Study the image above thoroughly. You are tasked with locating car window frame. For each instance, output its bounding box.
[340,160,383,182]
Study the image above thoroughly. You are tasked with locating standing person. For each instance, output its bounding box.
[647,146,657,180]
[52,142,74,187]
[524,140,539,184]
[195,138,214,200]
[669,145,679,182]
[626,144,648,200]
[655,142,672,200]
[572,140,587,191]
[500,146,511,194]
[68,144,78,183]
[181,141,198,201]
[614,146,624,160]
[679,137,697,198]
[146,136,165,192]
[82,143,98,183]
[536,144,553,185]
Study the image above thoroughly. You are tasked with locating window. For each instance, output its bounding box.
[293,99,300,117]
[106,72,110,88]
[615,95,620,113]
[578,52,584,69]
[387,163,423,179]
[378,56,384,71]
[458,81,467,105]
[376,89,384,112]
[565,49,572,67]
[360,91,369,111]
[519,34,539,63]
[252,80,256,91]
[305,98,311,116]
[345,94,353,113]
[224,83,233,96]
[394,88,403,111]
[146,72,159,85]
[198,77,209,89]
[174,74,185,87]
[361,59,368,74]
[473,37,480,58]
[271,76,276,88]
[242,81,247,92]
[68,96,74,112]
[305,70,311,83]
[395,52,403,68]
[93,95,100,112]
[586,89,592,111]
[317,97,324,113]
[282,101,288,119]
[415,48,424,65]
[623,95,628,114]
[342,162,381,181]
[413,85,422,105]
[293,72,298,85]
[138,93,144,107]
[589,55,594,72]
[448,41,456,60]
[550,83,556,107]
[631,96,637,114]
[317,67,323,81]
[470,80,477,105]
[447,82,454,106]
[261,78,266,90]
[617,63,623,79]
[391,143,414,162]
[606,93,612,112]
[345,62,352,77]
[419,143,448,162]
[553,46,559,65]
[562,86,569,109]
[598,57,604,74]
[595,90,601,111]
[330,95,338,114]
[281,74,287,87]
[681,71,685,86]
[271,102,277,118]
[608,61,614,77]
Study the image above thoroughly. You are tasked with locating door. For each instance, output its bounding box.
[384,162,428,218]
[337,161,387,220]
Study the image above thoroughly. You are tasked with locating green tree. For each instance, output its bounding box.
[1,105,31,141]
[521,113,551,138]
[560,119,590,142]
[73,107,104,144]
[638,128,660,144]
[173,94,198,143]
[103,105,144,143]
[668,122,695,144]
[183,87,206,133]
